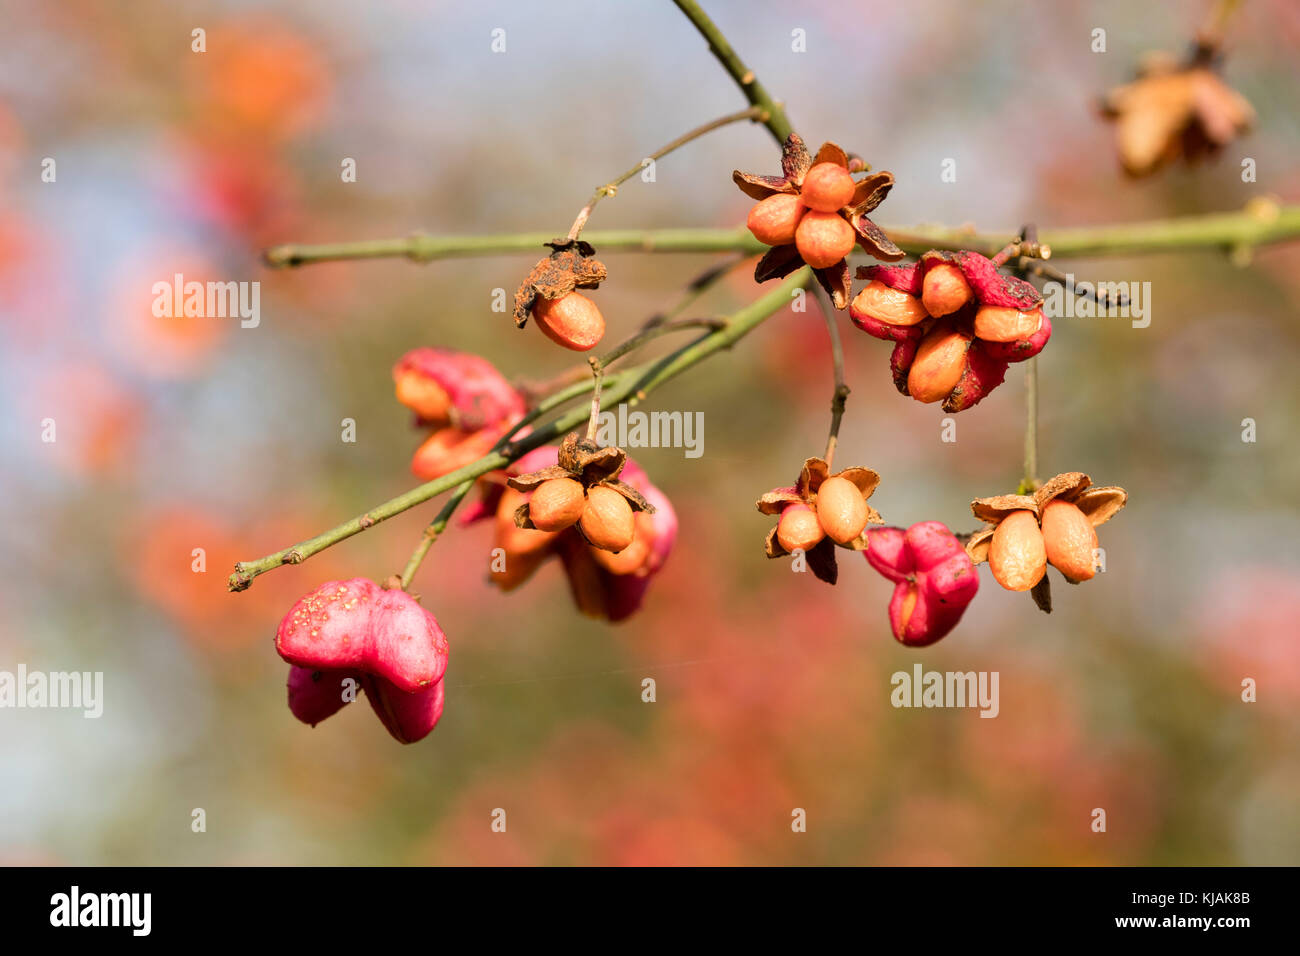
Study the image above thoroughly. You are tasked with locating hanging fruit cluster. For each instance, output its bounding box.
[261,129,1130,745]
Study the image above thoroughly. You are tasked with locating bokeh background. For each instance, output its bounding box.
[1,0,1298,865]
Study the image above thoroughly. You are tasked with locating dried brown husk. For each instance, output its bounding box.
[512,240,608,328]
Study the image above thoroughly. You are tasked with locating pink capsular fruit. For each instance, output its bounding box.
[285,664,445,744]
[557,458,678,623]
[943,339,1010,413]
[392,347,525,430]
[857,252,1051,412]
[276,577,449,694]
[361,674,445,744]
[979,312,1052,363]
[287,665,356,727]
[865,521,979,647]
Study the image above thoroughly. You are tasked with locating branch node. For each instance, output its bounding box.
[262,246,296,268]
[405,231,433,263]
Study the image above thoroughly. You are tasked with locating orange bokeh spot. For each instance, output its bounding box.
[189,19,331,140]
[107,250,229,380]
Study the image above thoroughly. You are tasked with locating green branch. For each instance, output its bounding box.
[262,200,1300,269]
[887,199,1300,259]
[227,269,809,593]
[566,106,767,240]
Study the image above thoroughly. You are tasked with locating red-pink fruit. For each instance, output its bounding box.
[907,321,971,403]
[276,578,448,694]
[921,262,975,317]
[1041,499,1099,582]
[392,347,525,428]
[393,371,452,423]
[592,512,652,573]
[489,477,560,593]
[795,211,856,268]
[776,502,825,553]
[532,292,606,351]
[746,194,806,245]
[411,426,499,481]
[580,485,635,552]
[800,162,855,212]
[362,674,445,744]
[529,477,586,532]
[287,665,355,727]
[866,521,979,646]
[863,526,912,582]
[988,510,1047,591]
[815,476,869,545]
[943,340,1010,413]
[850,280,930,327]
[558,458,676,622]
[974,305,1043,343]
[980,312,1052,363]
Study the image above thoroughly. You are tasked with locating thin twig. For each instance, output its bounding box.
[1015,225,1042,495]
[809,279,849,469]
[398,478,476,589]
[1021,356,1039,495]
[227,269,811,592]
[1197,0,1246,54]
[567,106,766,240]
[670,0,794,145]
[586,357,605,441]
[1017,259,1130,310]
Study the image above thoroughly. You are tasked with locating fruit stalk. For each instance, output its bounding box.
[566,105,768,241]
[1022,356,1040,495]
[810,279,850,469]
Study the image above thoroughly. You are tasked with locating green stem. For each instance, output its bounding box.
[398,478,476,589]
[886,199,1300,259]
[263,201,1300,269]
[585,357,605,441]
[567,106,766,239]
[227,270,809,592]
[809,280,849,469]
[264,228,765,267]
[670,0,794,145]
[1021,357,1039,495]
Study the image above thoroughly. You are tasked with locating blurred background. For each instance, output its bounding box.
[1,0,1297,865]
